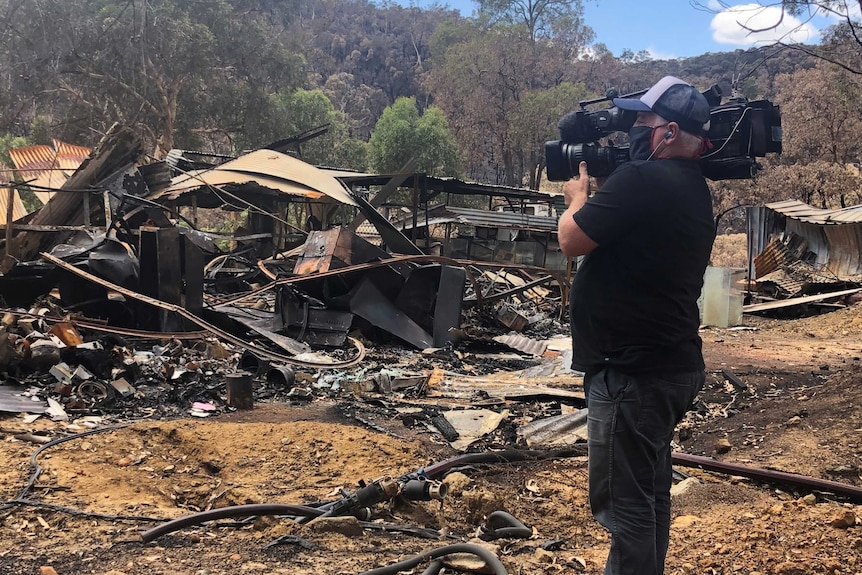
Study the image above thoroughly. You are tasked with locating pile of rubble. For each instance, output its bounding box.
[0,125,579,447]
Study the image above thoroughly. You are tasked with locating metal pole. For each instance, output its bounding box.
[82,192,91,229]
[5,187,14,258]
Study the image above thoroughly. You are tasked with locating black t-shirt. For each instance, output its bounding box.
[570,159,715,374]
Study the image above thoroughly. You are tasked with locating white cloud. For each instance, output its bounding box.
[706,0,724,10]
[645,46,680,61]
[711,3,820,47]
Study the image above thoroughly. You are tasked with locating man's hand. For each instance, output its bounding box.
[562,161,590,208]
[557,161,599,257]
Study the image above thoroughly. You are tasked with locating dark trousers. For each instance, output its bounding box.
[585,368,704,575]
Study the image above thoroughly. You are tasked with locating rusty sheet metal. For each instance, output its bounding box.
[157,150,357,206]
[8,141,90,205]
[753,238,787,279]
[8,145,55,180]
[53,140,92,170]
[821,224,862,280]
[752,205,862,282]
[758,258,846,296]
[756,267,809,296]
[765,200,862,224]
[0,185,28,222]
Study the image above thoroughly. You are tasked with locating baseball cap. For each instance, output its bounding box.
[613,76,711,136]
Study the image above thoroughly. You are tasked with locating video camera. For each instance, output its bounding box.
[544,84,782,181]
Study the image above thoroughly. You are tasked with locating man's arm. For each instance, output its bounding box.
[558,161,599,257]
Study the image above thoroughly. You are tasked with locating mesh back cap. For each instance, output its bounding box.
[613,76,711,136]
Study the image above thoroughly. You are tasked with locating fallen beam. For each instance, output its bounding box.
[672,452,862,503]
[40,252,365,369]
[743,287,862,313]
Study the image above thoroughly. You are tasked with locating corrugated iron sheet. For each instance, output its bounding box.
[753,238,788,279]
[750,202,862,283]
[757,265,816,297]
[397,205,558,233]
[0,186,28,222]
[448,206,558,232]
[765,199,862,224]
[0,171,28,222]
[492,333,549,357]
[8,141,90,205]
[320,168,563,202]
[8,145,55,180]
[822,224,862,280]
[0,385,47,414]
[53,139,92,171]
[157,150,357,206]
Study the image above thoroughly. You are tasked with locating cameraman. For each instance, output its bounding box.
[557,76,715,575]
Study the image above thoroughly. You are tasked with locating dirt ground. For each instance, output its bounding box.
[1,303,861,575]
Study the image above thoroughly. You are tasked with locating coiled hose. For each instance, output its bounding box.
[479,510,533,540]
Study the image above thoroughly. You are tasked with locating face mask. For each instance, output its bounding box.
[628,125,658,161]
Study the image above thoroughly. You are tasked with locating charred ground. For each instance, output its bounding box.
[1,305,861,575]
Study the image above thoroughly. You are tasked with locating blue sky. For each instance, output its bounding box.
[405,0,861,59]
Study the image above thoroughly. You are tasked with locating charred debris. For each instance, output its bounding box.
[0,124,860,427]
[0,125,860,430]
[3,126,862,565]
[0,124,583,441]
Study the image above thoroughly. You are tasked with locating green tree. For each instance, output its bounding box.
[369,97,460,176]
[476,0,592,45]
[257,88,368,171]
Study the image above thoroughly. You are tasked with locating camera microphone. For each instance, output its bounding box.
[557,111,582,142]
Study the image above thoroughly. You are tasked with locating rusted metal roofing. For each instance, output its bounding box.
[53,139,91,171]
[749,203,862,284]
[0,187,28,222]
[0,169,28,222]
[765,200,862,224]
[756,260,842,297]
[8,141,91,205]
[753,238,784,279]
[157,150,356,206]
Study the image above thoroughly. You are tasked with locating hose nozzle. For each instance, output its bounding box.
[401,479,448,501]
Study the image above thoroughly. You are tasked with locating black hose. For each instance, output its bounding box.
[140,503,324,543]
[357,543,508,575]
[480,510,532,540]
[1,426,129,513]
[402,448,587,483]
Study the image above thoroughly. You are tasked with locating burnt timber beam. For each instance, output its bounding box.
[672,452,862,503]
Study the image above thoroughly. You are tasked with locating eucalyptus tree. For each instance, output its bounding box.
[0,0,303,155]
[476,0,592,46]
[368,96,460,177]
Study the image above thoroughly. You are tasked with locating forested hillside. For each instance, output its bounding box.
[0,0,860,228]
